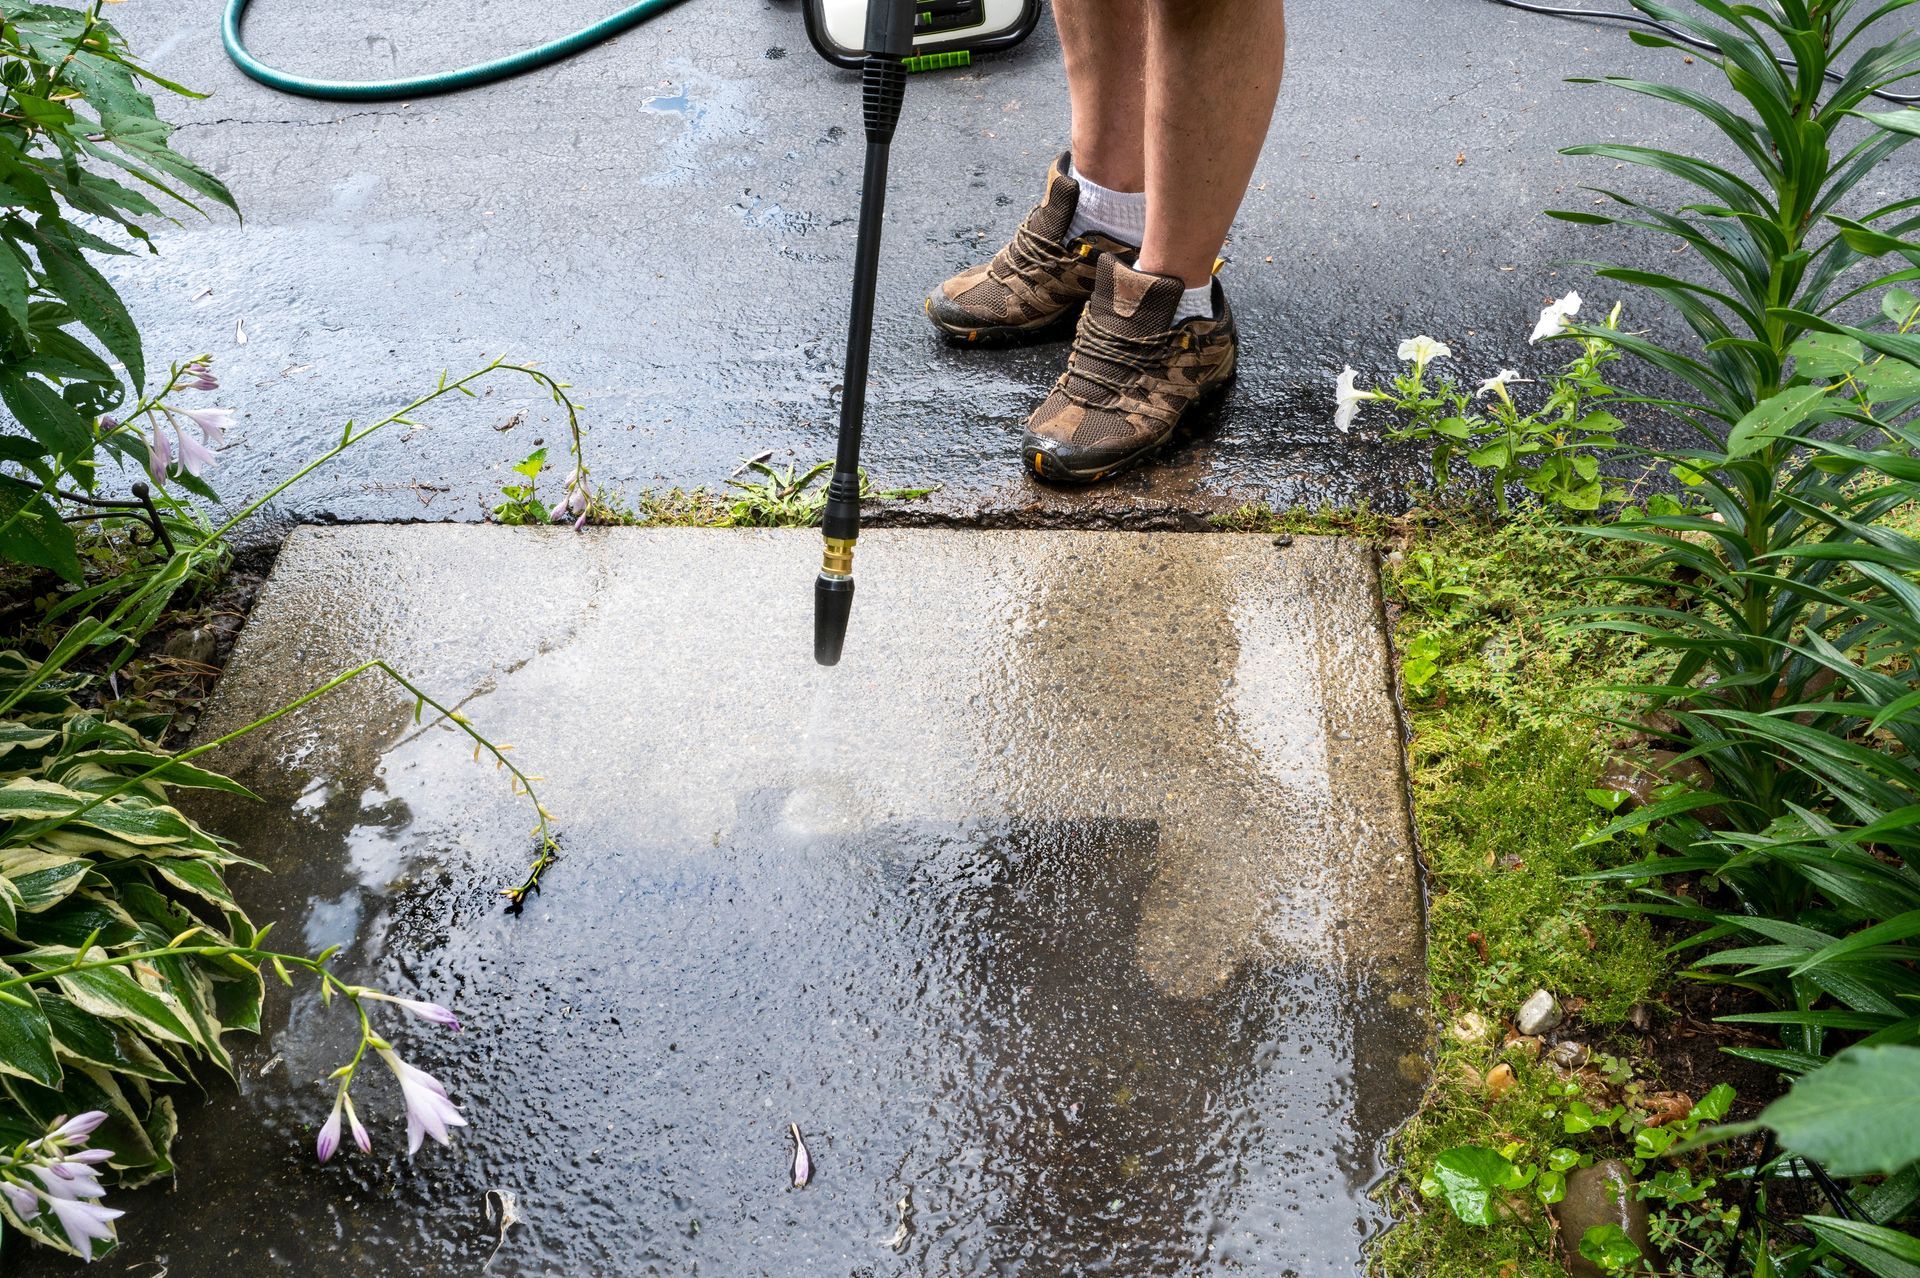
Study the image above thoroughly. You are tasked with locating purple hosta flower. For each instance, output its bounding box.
[178,405,234,446]
[316,1086,346,1163]
[1,1112,121,1260]
[362,990,462,1030]
[2,1180,39,1219]
[145,423,173,487]
[549,468,592,526]
[181,361,219,392]
[172,423,217,477]
[43,1112,108,1145]
[30,1162,107,1201]
[789,1123,812,1188]
[46,1195,123,1261]
[344,1092,372,1155]
[377,1048,468,1157]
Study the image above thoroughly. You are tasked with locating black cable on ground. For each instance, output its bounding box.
[1486,0,1920,104]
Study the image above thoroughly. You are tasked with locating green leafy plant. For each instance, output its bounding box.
[1579,1223,1645,1274]
[1543,0,1920,1267]
[1563,0,1920,1069]
[0,2,236,578]
[0,651,519,1259]
[723,456,935,527]
[0,359,583,1261]
[491,446,551,524]
[1423,1083,1737,1229]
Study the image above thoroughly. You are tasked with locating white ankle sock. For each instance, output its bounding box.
[1174,284,1214,324]
[1066,163,1146,246]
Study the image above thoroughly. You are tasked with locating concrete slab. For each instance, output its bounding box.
[105,0,1916,529]
[28,527,1428,1275]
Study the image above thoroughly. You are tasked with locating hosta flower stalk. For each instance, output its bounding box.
[0,1111,123,1261]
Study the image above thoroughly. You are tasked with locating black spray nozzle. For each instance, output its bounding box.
[814,0,911,670]
[814,571,855,666]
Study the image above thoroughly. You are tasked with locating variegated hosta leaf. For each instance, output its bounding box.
[0,960,61,1088]
[0,847,91,913]
[12,945,199,1047]
[0,721,59,760]
[0,664,261,1189]
[41,992,182,1084]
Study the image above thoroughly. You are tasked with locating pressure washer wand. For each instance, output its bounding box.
[814,0,915,667]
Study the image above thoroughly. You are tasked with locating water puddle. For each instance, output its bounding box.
[13,529,1427,1276]
[44,802,1416,1276]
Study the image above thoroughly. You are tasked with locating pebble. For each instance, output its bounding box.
[1485,1063,1516,1098]
[1448,1011,1492,1045]
[163,625,221,667]
[1516,989,1564,1036]
[1553,1160,1651,1278]
[1549,1040,1590,1072]
[1504,1033,1544,1062]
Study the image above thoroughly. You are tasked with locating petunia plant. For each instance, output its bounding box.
[1336,296,1634,512]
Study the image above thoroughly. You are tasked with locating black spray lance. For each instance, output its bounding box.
[814,0,915,667]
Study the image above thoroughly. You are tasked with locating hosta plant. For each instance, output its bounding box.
[0,653,481,1260]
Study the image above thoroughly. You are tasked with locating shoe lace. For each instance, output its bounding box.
[990,220,1074,286]
[1057,311,1178,406]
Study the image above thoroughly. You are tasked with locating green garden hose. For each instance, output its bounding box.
[220,0,694,101]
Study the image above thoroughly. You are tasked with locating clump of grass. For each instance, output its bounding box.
[1210,500,1395,538]
[578,460,937,530]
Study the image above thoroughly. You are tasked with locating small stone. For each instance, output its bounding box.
[1449,1011,1492,1045]
[1552,1160,1651,1278]
[1485,1062,1516,1098]
[1503,1033,1544,1062]
[1516,989,1563,1037]
[1549,1040,1590,1072]
[162,625,220,667]
[1627,1002,1656,1034]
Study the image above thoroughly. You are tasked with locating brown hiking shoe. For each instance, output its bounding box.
[1022,256,1238,483]
[926,152,1136,344]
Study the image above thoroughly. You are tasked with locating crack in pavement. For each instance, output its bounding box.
[175,110,408,131]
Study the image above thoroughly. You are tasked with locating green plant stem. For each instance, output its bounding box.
[0,937,337,1002]
[16,658,560,902]
[0,360,193,548]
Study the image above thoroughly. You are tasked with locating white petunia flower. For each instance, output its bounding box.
[1396,335,1453,367]
[1475,369,1527,399]
[1335,366,1382,434]
[1529,291,1583,344]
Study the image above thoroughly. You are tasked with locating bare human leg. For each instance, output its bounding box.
[1136,0,1287,288]
[1053,0,1148,194]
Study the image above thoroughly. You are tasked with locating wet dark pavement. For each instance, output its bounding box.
[109,0,1920,531]
[14,526,1427,1275]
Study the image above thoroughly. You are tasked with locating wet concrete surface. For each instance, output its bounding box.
[105,0,1916,531]
[17,526,1427,1275]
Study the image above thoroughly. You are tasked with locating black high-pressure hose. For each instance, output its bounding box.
[814,0,916,667]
